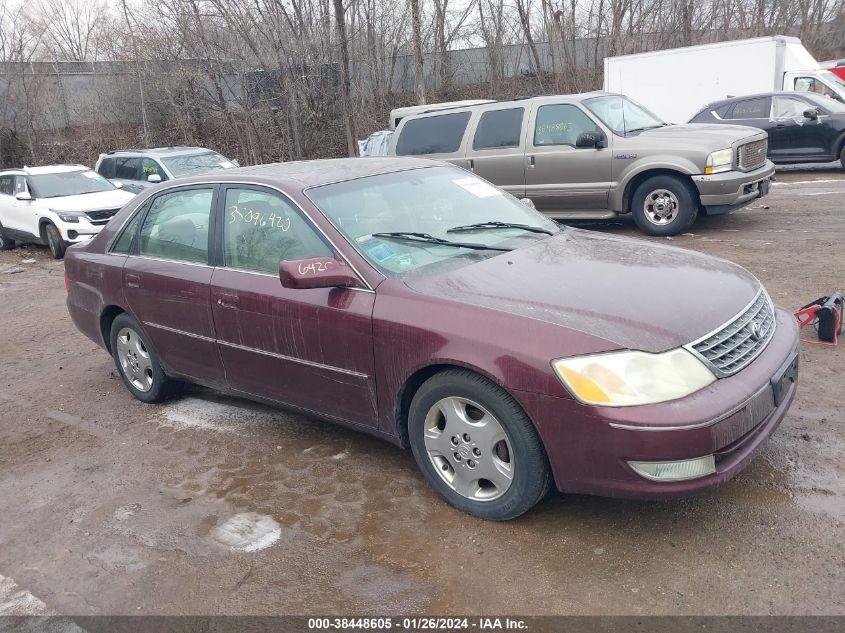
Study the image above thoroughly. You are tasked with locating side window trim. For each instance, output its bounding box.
[131,184,219,264]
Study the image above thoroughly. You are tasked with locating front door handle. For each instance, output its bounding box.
[126,273,140,288]
[527,155,535,168]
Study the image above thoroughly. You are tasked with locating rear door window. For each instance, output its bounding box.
[395,112,471,155]
[114,158,141,181]
[138,188,214,264]
[726,97,771,120]
[473,108,525,150]
[98,158,116,179]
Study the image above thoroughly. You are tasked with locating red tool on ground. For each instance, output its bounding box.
[794,293,843,347]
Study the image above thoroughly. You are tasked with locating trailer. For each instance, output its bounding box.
[604,36,845,123]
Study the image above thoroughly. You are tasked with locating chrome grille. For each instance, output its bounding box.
[85,208,120,225]
[687,290,776,378]
[738,139,768,171]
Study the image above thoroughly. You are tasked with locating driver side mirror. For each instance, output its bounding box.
[279,257,362,290]
[803,108,819,120]
[576,131,605,149]
[147,173,162,183]
[15,191,32,201]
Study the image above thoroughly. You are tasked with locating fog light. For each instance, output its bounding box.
[67,230,78,239]
[628,455,715,482]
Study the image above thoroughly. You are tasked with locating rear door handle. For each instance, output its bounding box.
[527,155,535,168]
[126,273,140,288]
[216,294,239,309]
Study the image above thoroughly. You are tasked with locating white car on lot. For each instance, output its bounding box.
[0,165,135,258]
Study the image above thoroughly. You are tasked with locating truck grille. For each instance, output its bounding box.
[85,208,121,225]
[737,139,768,171]
[687,289,776,378]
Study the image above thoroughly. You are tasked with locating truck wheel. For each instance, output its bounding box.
[632,175,698,237]
[45,223,67,259]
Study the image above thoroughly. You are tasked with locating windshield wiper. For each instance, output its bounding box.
[447,221,554,236]
[370,232,513,252]
[625,124,667,134]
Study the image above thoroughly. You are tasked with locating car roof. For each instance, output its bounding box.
[0,164,88,176]
[398,91,618,120]
[168,157,442,189]
[703,91,812,107]
[103,146,218,157]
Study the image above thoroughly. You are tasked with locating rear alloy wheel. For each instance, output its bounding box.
[0,224,14,251]
[408,369,551,520]
[110,314,182,403]
[45,223,67,259]
[632,175,698,237]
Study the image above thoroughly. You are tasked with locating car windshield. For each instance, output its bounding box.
[583,95,667,134]
[307,166,560,277]
[801,91,845,113]
[28,170,116,198]
[161,151,234,177]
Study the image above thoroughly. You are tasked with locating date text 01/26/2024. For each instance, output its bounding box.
[307,618,529,631]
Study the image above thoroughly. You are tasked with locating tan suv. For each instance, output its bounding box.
[388,92,775,236]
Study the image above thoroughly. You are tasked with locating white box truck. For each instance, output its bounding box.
[604,36,845,123]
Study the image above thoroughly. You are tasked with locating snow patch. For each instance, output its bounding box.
[210,512,282,552]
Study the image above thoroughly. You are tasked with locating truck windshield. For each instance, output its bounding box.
[161,151,234,177]
[583,95,667,135]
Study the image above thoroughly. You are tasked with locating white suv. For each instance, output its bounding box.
[0,165,135,258]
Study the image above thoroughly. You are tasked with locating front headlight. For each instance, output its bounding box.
[704,148,733,174]
[52,209,83,223]
[552,348,716,407]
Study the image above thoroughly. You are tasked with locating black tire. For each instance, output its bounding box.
[0,223,14,251]
[109,313,182,403]
[408,368,552,520]
[839,144,845,171]
[45,223,67,259]
[631,175,699,237]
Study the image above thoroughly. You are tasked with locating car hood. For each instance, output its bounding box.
[43,190,136,212]
[637,123,763,147]
[403,229,761,353]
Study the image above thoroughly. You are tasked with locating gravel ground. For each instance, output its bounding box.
[0,168,842,616]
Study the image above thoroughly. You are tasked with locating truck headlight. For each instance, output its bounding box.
[704,148,734,174]
[552,349,716,407]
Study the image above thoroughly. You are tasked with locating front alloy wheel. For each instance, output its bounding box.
[408,369,551,520]
[423,397,514,501]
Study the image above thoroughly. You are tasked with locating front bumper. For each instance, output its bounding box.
[56,220,103,244]
[514,307,799,499]
[692,160,775,214]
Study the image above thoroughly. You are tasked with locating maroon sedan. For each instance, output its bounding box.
[65,158,799,520]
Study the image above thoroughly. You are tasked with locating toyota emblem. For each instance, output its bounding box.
[748,320,762,341]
